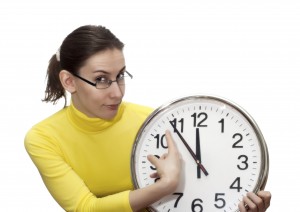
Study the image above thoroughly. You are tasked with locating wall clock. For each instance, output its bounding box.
[131,95,269,212]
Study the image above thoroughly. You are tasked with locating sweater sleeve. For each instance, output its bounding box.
[24,130,133,212]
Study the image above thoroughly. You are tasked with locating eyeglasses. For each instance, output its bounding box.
[72,69,133,89]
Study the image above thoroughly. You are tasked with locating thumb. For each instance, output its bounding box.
[147,154,159,167]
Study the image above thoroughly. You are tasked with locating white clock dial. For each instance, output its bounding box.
[131,95,268,212]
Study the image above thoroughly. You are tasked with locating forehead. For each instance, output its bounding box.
[80,48,125,74]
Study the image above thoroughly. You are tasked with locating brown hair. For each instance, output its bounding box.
[42,25,124,106]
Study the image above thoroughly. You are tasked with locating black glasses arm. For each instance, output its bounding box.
[72,73,97,87]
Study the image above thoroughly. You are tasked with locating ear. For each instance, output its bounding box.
[59,70,76,93]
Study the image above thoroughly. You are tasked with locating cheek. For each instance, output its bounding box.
[85,90,107,104]
[120,85,126,95]
[77,86,105,105]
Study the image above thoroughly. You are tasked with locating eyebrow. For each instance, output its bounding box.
[93,66,126,74]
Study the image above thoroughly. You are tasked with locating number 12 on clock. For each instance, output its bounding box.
[131,95,269,212]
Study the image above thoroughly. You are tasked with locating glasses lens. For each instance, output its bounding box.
[117,77,126,86]
[117,71,132,86]
[96,80,110,89]
[95,71,132,89]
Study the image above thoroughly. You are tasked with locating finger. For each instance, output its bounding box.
[242,195,257,212]
[165,130,178,153]
[238,200,247,212]
[147,154,160,167]
[150,172,159,178]
[161,153,168,159]
[257,191,271,209]
[246,192,264,212]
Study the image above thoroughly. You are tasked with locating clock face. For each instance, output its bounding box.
[131,95,269,212]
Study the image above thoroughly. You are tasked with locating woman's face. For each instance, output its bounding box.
[72,48,126,120]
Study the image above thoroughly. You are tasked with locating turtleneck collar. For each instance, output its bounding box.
[66,102,124,133]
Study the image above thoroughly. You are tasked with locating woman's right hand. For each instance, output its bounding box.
[129,130,182,211]
[147,130,182,195]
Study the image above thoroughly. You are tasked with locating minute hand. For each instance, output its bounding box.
[169,121,209,176]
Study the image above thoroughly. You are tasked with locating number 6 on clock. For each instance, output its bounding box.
[131,95,269,212]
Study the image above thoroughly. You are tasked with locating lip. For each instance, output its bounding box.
[104,103,121,110]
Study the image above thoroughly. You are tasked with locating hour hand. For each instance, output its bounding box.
[169,121,209,176]
[196,128,203,178]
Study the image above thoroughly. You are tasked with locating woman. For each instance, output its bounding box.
[25,25,271,211]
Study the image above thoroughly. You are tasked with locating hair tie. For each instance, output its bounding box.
[56,48,60,62]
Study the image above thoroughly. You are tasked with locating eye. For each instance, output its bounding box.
[117,72,125,80]
[96,76,109,83]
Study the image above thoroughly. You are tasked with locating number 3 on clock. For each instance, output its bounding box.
[131,95,269,212]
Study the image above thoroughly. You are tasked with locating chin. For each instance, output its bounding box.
[99,111,118,121]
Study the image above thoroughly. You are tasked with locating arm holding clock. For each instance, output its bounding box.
[129,130,182,211]
[131,95,272,211]
[170,119,271,212]
[238,191,272,212]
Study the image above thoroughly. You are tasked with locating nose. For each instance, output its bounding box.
[108,81,124,98]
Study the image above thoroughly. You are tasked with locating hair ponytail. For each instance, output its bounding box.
[42,54,67,106]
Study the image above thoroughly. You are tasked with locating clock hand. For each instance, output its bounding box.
[169,121,209,176]
[196,128,202,178]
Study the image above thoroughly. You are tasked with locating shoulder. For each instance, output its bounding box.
[122,102,153,117]
[29,107,68,131]
[24,107,68,148]
[118,102,154,128]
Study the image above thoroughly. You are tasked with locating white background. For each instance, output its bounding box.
[1,0,299,211]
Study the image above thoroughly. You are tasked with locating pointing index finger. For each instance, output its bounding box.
[165,130,177,153]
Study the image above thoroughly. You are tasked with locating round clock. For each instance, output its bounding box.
[131,95,269,212]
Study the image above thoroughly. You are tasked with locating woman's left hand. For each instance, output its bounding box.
[238,191,272,212]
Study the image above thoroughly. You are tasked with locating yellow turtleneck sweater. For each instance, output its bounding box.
[24,102,152,211]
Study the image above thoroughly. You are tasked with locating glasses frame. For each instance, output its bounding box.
[72,70,133,89]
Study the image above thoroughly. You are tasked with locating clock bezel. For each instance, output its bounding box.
[131,94,269,212]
